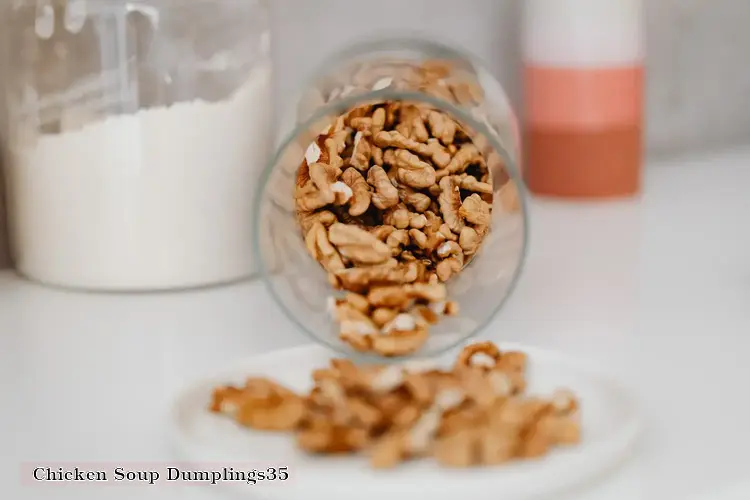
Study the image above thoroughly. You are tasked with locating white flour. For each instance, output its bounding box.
[7,63,273,290]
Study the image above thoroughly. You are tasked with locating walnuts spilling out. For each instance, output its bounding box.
[209,341,582,468]
[293,64,520,356]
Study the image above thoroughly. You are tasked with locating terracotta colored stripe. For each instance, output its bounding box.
[524,66,643,129]
[525,125,643,198]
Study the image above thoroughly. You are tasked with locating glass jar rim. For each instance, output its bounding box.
[253,35,530,362]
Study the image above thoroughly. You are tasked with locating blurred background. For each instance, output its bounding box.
[1,0,749,268]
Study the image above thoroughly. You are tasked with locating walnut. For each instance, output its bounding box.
[349,132,372,171]
[428,183,442,197]
[458,226,481,255]
[425,139,451,169]
[373,130,427,157]
[396,105,430,142]
[345,292,371,314]
[370,224,395,241]
[442,143,481,175]
[382,312,422,335]
[332,114,347,133]
[395,106,415,137]
[328,223,392,265]
[386,164,400,185]
[370,431,409,468]
[305,222,345,273]
[438,223,458,242]
[341,167,371,216]
[459,175,493,195]
[210,378,306,431]
[371,107,386,137]
[347,103,372,121]
[371,328,429,357]
[422,81,456,102]
[455,368,502,408]
[438,176,464,234]
[405,405,443,455]
[409,213,427,229]
[331,181,353,205]
[407,282,447,303]
[400,250,417,261]
[424,210,443,232]
[539,391,581,446]
[309,162,336,198]
[444,300,460,316]
[297,419,370,454]
[334,262,413,292]
[433,428,479,467]
[402,261,420,283]
[210,341,582,467]
[383,203,411,229]
[436,240,463,261]
[516,405,555,458]
[478,428,517,465]
[371,146,384,166]
[398,186,432,212]
[367,285,411,308]
[335,302,379,349]
[497,351,527,376]
[459,194,491,226]
[394,149,437,189]
[435,255,463,282]
[420,60,453,79]
[413,305,440,325]
[384,101,400,128]
[367,166,400,210]
[422,226,447,253]
[371,307,399,327]
[427,110,457,145]
[383,148,396,166]
[455,342,502,371]
[325,136,345,170]
[298,210,337,233]
[350,116,374,135]
[386,229,410,255]
[328,272,341,289]
[296,182,335,212]
[451,79,484,105]
[209,386,244,415]
[408,228,428,250]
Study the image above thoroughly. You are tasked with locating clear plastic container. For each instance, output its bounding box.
[254,38,528,362]
[2,0,272,291]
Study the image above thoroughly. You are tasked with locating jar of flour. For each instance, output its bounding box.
[2,0,272,291]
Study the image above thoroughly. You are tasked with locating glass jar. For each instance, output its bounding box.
[255,38,528,361]
[1,0,272,291]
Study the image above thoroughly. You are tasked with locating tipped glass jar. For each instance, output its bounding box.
[255,38,528,361]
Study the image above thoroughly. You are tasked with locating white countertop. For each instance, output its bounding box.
[3,146,750,500]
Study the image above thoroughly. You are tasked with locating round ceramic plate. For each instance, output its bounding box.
[168,341,643,500]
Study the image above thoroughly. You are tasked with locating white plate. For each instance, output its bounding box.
[168,342,643,500]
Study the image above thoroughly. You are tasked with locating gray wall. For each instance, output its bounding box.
[1,0,749,269]
[271,0,750,156]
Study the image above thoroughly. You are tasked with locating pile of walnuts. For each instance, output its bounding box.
[209,341,581,468]
[296,96,502,356]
